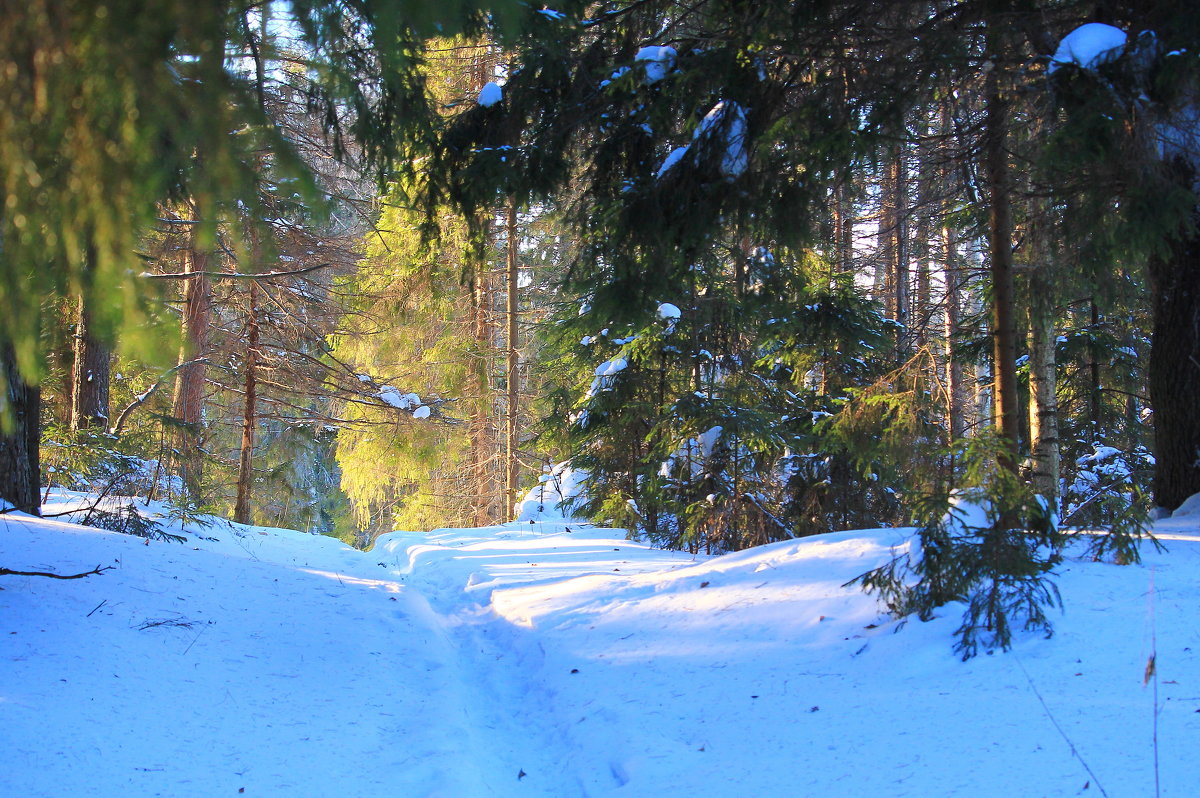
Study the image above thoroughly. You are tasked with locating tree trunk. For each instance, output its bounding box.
[984,64,1020,472]
[233,280,259,525]
[1148,191,1200,511]
[0,343,40,514]
[1027,271,1060,504]
[504,199,520,518]
[888,140,910,357]
[470,261,496,526]
[942,222,967,442]
[1088,298,1103,441]
[70,293,110,431]
[171,235,213,493]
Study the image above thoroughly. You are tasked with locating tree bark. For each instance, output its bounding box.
[171,235,213,493]
[1027,269,1060,504]
[504,199,520,518]
[888,139,910,357]
[233,280,259,525]
[1148,186,1200,511]
[70,293,110,431]
[942,221,967,442]
[0,343,40,514]
[984,63,1020,472]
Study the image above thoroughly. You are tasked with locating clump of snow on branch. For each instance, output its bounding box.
[656,100,749,180]
[478,81,503,107]
[634,46,676,84]
[378,386,431,418]
[1049,23,1127,73]
[656,145,690,178]
[585,356,629,399]
[696,100,749,178]
[656,302,681,321]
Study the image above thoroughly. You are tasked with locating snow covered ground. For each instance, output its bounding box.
[2,496,1198,797]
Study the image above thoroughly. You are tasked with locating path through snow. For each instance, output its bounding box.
[3,505,1199,796]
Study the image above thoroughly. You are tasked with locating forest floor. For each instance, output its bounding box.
[2,493,1199,797]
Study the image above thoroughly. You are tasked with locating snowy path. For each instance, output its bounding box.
[4,505,1200,796]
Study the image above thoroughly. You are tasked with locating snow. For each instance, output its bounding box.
[593,356,628,377]
[634,46,676,84]
[378,386,421,410]
[656,101,749,181]
[656,302,681,321]
[695,100,749,178]
[413,405,431,419]
[478,81,503,107]
[656,145,689,178]
[1049,23,1127,74]
[4,492,1200,796]
[514,463,589,521]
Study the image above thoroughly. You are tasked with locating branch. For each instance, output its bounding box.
[110,355,211,432]
[1,564,113,580]
[109,358,210,435]
[143,263,334,281]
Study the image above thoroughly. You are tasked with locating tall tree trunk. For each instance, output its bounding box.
[1027,269,1060,504]
[0,343,40,514]
[233,280,259,525]
[171,234,213,493]
[1088,298,1103,441]
[888,139,910,357]
[69,293,110,431]
[470,262,495,526]
[984,62,1020,472]
[1148,184,1200,511]
[942,221,967,442]
[504,199,520,518]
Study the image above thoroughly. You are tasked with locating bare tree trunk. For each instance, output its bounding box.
[1027,270,1060,503]
[0,343,40,514]
[70,293,110,431]
[233,280,259,525]
[171,235,213,493]
[942,222,967,442]
[470,262,495,526]
[504,199,520,518]
[984,63,1020,472]
[1088,298,1103,441]
[888,139,910,357]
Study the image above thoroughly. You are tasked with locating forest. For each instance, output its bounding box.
[2,1,1198,642]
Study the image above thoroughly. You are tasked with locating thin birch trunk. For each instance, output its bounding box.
[505,199,520,518]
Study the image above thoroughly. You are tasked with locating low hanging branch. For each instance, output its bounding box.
[0,564,113,580]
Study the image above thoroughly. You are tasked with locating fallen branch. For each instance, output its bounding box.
[0,564,113,580]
